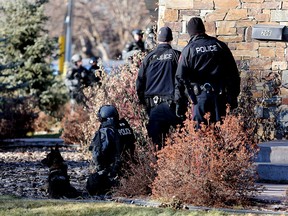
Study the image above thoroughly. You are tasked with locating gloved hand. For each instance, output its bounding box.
[227,96,238,110]
[176,103,185,119]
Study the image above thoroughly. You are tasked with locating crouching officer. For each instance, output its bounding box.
[136,26,186,150]
[86,105,135,195]
[175,17,240,127]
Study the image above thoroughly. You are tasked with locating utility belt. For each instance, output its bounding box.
[145,96,174,108]
[190,83,223,96]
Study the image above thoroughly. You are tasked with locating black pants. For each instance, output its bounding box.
[147,102,182,150]
[193,91,226,126]
[86,171,117,195]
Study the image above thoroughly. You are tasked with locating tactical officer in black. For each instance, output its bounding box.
[144,26,157,52]
[175,17,240,126]
[136,26,184,150]
[86,105,135,195]
[122,29,145,60]
[65,54,98,104]
[88,56,102,85]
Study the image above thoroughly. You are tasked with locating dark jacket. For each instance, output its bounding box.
[89,118,135,173]
[66,65,97,88]
[136,43,181,104]
[124,40,145,52]
[175,34,240,107]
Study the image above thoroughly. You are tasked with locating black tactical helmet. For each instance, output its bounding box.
[89,56,98,64]
[132,29,144,36]
[97,105,119,122]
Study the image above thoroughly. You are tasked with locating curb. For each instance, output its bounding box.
[0,138,79,149]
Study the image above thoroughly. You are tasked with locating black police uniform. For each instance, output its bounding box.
[125,40,145,53]
[89,63,99,73]
[65,64,97,105]
[89,64,101,83]
[87,117,135,195]
[175,34,240,125]
[145,32,157,52]
[77,65,97,87]
[136,43,182,149]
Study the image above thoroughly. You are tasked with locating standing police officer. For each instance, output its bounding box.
[122,29,145,60]
[144,26,157,52]
[175,17,240,126]
[89,56,102,85]
[65,54,97,105]
[136,26,184,150]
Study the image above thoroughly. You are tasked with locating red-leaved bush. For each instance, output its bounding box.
[152,110,259,207]
[60,103,89,145]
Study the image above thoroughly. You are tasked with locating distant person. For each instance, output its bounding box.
[136,26,186,150]
[144,26,157,52]
[122,29,145,60]
[89,56,102,85]
[65,54,97,104]
[175,17,240,127]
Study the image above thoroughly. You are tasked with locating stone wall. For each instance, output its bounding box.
[158,0,288,139]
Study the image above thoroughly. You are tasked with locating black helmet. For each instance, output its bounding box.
[89,56,98,64]
[132,29,144,36]
[97,105,119,122]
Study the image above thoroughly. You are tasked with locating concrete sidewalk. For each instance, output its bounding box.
[255,183,288,203]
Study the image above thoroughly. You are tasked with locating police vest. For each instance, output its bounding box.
[89,118,135,170]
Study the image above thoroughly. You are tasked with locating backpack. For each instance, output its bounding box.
[117,118,135,160]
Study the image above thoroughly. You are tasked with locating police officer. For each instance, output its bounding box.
[136,26,184,150]
[175,17,240,127]
[65,54,97,105]
[86,105,135,195]
[144,26,157,52]
[122,29,145,60]
[88,56,102,85]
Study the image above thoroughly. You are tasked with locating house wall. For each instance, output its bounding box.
[158,0,288,139]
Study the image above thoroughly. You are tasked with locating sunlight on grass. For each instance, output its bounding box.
[0,196,229,216]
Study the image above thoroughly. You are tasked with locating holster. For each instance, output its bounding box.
[145,96,174,108]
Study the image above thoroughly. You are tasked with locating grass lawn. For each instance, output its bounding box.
[0,195,240,216]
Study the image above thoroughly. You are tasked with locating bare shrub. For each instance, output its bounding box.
[152,111,259,207]
[33,111,61,133]
[114,141,157,197]
[60,103,89,145]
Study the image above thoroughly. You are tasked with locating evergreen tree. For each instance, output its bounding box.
[0,0,68,114]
